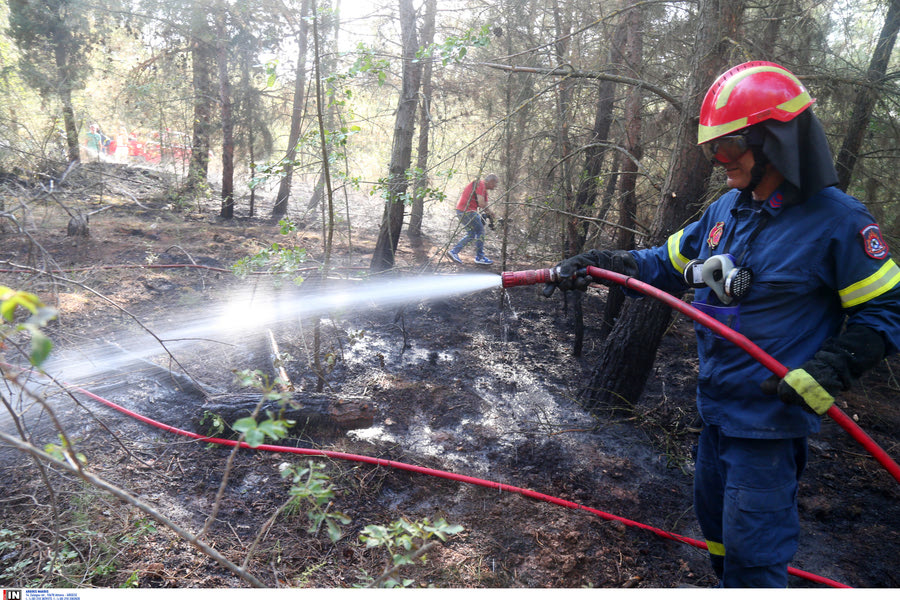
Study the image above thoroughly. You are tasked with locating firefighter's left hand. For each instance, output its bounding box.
[760,359,842,415]
[761,325,885,415]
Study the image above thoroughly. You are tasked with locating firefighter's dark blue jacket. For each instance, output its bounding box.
[632,184,900,438]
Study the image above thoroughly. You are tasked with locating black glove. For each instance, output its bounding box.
[542,249,638,297]
[760,325,886,415]
[484,213,495,230]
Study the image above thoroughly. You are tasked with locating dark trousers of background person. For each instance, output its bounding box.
[452,210,486,259]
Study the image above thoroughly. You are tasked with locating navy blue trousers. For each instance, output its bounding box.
[694,425,807,587]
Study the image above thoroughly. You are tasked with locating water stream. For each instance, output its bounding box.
[2,273,502,431]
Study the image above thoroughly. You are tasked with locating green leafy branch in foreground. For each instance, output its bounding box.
[279,460,351,543]
[359,518,464,588]
[230,369,296,448]
[0,285,58,366]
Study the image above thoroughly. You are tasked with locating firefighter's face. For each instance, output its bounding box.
[723,149,755,190]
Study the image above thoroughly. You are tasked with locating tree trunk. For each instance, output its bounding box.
[553,0,575,253]
[567,26,623,258]
[311,2,336,266]
[758,0,789,56]
[217,12,235,219]
[59,90,80,164]
[187,8,215,195]
[601,5,643,339]
[408,0,437,238]
[370,0,423,272]
[835,0,900,191]
[237,45,258,217]
[569,23,625,355]
[499,0,537,272]
[273,0,311,218]
[50,27,80,164]
[581,0,745,411]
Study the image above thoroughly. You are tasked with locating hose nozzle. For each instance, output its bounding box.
[501,267,560,288]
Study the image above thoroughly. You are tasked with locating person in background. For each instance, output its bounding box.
[544,61,900,587]
[448,173,499,265]
[86,124,102,157]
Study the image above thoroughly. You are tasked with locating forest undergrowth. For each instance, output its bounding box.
[1,163,898,589]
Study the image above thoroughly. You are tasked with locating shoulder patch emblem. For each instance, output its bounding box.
[861,224,889,259]
[707,222,724,250]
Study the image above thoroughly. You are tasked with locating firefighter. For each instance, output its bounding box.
[545,61,900,586]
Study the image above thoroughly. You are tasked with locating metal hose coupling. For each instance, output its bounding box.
[500,267,561,288]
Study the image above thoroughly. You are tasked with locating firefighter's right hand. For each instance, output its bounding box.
[542,249,637,297]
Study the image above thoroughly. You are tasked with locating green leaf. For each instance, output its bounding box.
[27,328,53,366]
[257,418,293,441]
[232,416,257,434]
[243,428,265,448]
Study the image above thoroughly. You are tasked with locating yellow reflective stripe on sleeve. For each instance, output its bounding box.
[784,369,835,415]
[667,229,689,274]
[706,540,726,557]
[839,259,900,308]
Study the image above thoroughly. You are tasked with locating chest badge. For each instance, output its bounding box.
[707,221,725,250]
[861,224,889,259]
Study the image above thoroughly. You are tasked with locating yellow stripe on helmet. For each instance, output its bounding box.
[698,117,749,145]
[716,64,807,109]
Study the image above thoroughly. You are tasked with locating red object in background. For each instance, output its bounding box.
[126,130,191,164]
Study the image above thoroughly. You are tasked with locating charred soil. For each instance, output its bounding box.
[1,163,898,588]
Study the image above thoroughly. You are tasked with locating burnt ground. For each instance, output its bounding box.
[1,163,899,588]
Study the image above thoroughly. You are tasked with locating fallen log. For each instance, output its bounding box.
[196,393,375,435]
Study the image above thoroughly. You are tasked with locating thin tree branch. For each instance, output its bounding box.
[479,62,683,112]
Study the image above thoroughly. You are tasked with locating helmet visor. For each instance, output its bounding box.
[702,134,749,164]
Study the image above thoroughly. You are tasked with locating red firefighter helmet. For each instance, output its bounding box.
[697,61,814,145]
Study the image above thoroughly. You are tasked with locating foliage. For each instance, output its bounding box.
[359,517,464,588]
[44,434,88,466]
[419,24,492,65]
[371,166,448,205]
[0,285,57,366]
[230,369,295,448]
[6,0,96,96]
[231,241,308,280]
[199,410,227,438]
[279,460,351,543]
[250,124,361,189]
[344,42,391,85]
[0,509,158,587]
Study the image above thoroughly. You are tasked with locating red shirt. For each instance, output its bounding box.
[456,180,487,212]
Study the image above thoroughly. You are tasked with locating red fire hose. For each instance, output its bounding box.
[501,267,900,485]
[64,384,845,588]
